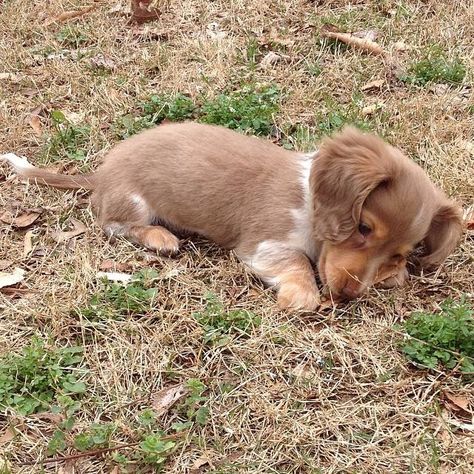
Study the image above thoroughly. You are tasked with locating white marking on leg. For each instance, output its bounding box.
[239,240,293,287]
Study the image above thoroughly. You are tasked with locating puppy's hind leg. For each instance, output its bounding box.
[98,192,180,255]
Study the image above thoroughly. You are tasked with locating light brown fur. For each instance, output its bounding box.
[2,123,463,310]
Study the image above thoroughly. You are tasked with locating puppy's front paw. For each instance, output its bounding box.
[142,227,180,255]
[277,280,320,311]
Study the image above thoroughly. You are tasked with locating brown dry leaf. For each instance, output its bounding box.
[0,208,42,228]
[444,392,471,413]
[191,456,210,471]
[99,260,134,272]
[0,428,15,446]
[361,79,385,91]
[109,467,120,474]
[29,115,42,137]
[393,40,410,52]
[361,102,384,116]
[0,72,25,82]
[130,0,161,24]
[89,54,117,70]
[23,231,34,258]
[0,268,25,289]
[352,29,378,42]
[130,25,169,41]
[44,5,97,26]
[52,218,87,242]
[151,384,187,416]
[321,24,386,56]
[464,204,474,230]
[30,412,65,424]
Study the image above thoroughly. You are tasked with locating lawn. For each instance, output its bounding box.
[0,1,473,473]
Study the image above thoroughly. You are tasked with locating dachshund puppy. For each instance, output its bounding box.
[2,123,462,310]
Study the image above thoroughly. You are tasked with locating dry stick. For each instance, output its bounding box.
[20,432,184,466]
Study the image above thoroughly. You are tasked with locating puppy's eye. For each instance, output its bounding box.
[391,254,404,262]
[358,222,372,237]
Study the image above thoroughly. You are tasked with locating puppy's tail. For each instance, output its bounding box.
[1,153,95,190]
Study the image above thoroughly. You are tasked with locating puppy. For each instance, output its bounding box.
[1,123,462,310]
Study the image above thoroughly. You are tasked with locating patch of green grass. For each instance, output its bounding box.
[116,84,280,139]
[56,26,88,48]
[402,48,466,86]
[143,93,196,124]
[43,110,90,163]
[115,93,196,139]
[77,269,159,320]
[194,293,261,346]
[0,337,87,415]
[199,84,280,135]
[402,299,474,374]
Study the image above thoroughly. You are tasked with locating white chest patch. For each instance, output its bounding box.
[286,152,318,261]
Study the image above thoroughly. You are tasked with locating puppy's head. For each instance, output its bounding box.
[311,126,462,300]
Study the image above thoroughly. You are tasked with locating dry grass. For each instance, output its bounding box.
[1,0,473,473]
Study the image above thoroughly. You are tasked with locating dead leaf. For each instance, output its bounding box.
[43,5,97,26]
[0,72,25,82]
[151,384,187,416]
[0,428,15,446]
[89,54,117,70]
[99,260,134,272]
[0,260,13,271]
[464,204,474,230]
[361,102,385,116]
[361,79,385,91]
[444,392,472,413]
[393,40,410,52]
[130,25,169,41]
[96,271,132,283]
[321,24,386,56]
[30,412,65,424]
[130,0,161,24]
[206,22,227,40]
[191,456,210,471]
[51,218,86,242]
[109,467,120,474]
[0,268,25,289]
[352,29,378,42]
[29,115,42,137]
[23,231,34,258]
[0,208,42,228]
[260,51,286,69]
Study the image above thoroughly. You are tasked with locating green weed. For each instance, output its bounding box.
[0,337,87,415]
[199,85,280,135]
[194,293,261,346]
[77,269,159,319]
[116,85,280,139]
[402,299,474,374]
[43,110,90,163]
[402,49,466,86]
[56,26,88,48]
[180,378,210,426]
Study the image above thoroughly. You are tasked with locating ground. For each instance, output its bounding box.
[0,0,473,473]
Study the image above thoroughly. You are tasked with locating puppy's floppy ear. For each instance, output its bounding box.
[419,199,463,269]
[310,126,396,242]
